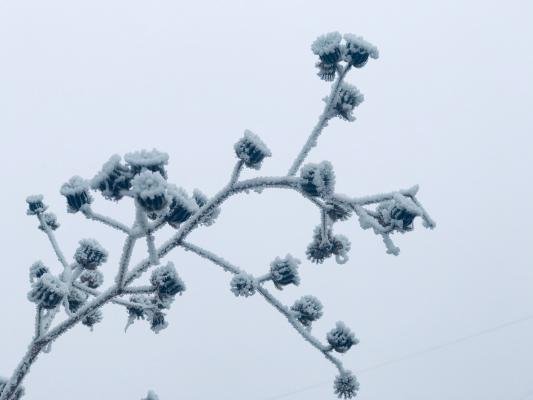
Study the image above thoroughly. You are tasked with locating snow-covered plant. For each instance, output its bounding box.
[0,31,435,400]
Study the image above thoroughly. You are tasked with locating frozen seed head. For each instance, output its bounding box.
[326,195,353,222]
[60,176,93,213]
[150,262,186,297]
[38,212,59,231]
[166,186,199,228]
[131,170,169,215]
[306,225,335,264]
[125,149,169,179]
[91,154,132,201]
[67,287,88,313]
[334,371,359,399]
[327,321,358,353]
[331,83,364,122]
[149,309,168,334]
[29,261,49,283]
[79,269,104,289]
[74,239,108,270]
[230,273,256,297]
[270,254,300,289]
[311,32,342,64]
[26,194,47,215]
[343,33,379,68]
[27,273,68,309]
[125,294,152,331]
[291,295,323,327]
[234,130,272,170]
[377,195,421,232]
[193,189,221,226]
[316,61,338,81]
[0,376,25,400]
[82,309,103,331]
[300,161,336,198]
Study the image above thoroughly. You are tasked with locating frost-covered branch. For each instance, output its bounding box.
[1,32,433,400]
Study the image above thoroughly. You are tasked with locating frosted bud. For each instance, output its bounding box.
[91,155,132,201]
[330,83,364,122]
[26,194,47,215]
[325,195,353,222]
[291,295,323,327]
[333,371,359,399]
[166,186,199,228]
[60,176,93,213]
[327,321,358,353]
[79,269,104,289]
[150,262,186,297]
[29,261,49,283]
[38,212,59,231]
[234,130,272,170]
[67,288,88,313]
[312,32,342,65]
[300,161,335,198]
[230,273,256,297]
[131,170,169,216]
[82,309,103,331]
[270,254,300,289]
[27,273,68,309]
[125,149,169,179]
[74,239,108,270]
[343,33,379,68]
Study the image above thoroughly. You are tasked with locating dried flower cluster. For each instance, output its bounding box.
[0,32,434,400]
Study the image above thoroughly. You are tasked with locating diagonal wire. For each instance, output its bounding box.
[260,314,533,400]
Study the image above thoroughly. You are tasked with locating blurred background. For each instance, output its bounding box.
[0,1,532,399]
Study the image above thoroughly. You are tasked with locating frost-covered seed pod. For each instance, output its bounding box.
[79,269,104,289]
[333,371,359,399]
[325,196,353,222]
[290,295,323,327]
[234,130,272,170]
[74,239,108,270]
[124,149,169,179]
[270,254,300,289]
[27,273,68,309]
[131,170,169,216]
[230,273,256,297]
[38,212,59,231]
[91,155,132,201]
[149,310,168,334]
[29,261,49,283]
[192,189,221,226]
[150,262,186,297]
[0,376,25,400]
[300,161,336,198]
[311,32,342,65]
[327,321,358,353]
[306,226,335,264]
[316,61,338,82]
[67,288,88,313]
[376,197,419,232]
[82,309,103,330]
[331,83,364,122]
[166,186,199,228]
[343,33,379,68]
[26,194,47,215]
[127,295,151,319]
[390,206,417,229]
[142,390,159,400]
[60,176,93,213]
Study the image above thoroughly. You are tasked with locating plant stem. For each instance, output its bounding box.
[287,65,351,176]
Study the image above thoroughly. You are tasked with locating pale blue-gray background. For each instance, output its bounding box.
[0,1,532,399]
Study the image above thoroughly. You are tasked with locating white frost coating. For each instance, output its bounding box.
[3,33,435,400]
[125,149,169,169]
[311,32,342,57]
[343,33,379,59]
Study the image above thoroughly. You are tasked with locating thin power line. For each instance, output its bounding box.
[261,314,533,400]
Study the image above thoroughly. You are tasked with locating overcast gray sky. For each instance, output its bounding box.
[1,1,532,399]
